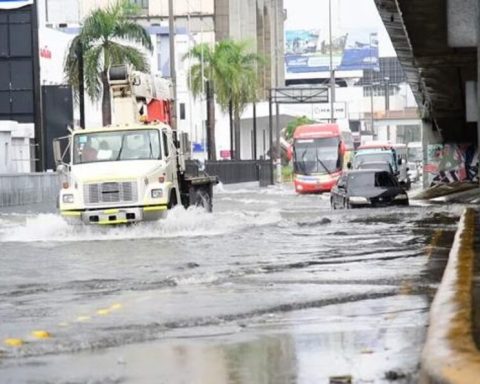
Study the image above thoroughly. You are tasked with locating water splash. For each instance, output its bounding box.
[0,206,282,243]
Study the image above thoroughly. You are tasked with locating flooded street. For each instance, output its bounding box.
[0,183,461,384]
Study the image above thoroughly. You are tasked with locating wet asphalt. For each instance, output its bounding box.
[0,182,462,384]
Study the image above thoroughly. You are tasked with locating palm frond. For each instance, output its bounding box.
[114,20,153,51]
[83,45,103,101]
[104,41,150,72]
[64,35,83,92]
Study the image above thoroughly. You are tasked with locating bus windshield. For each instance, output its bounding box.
[73,129,161,164]
[294,137,341,175]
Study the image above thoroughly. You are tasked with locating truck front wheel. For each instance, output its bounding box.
[168,189,178,209]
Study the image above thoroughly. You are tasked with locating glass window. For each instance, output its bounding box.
[353,152,395,169]
[162,131,169,157]
[348,171,397,189]
[407,147,423,162]
[73,129,161,164]
[131,0,148,9]
[156,34,162,73]
[294,136,340,175]
[180,103,186,120]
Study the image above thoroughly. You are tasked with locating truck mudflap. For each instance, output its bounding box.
[180,175,218,212]
[61,205,168,225]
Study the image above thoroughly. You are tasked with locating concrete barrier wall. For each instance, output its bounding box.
[0,173,61,207]
[420,208,480,384]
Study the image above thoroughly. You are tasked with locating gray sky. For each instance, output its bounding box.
[283,0,395,56]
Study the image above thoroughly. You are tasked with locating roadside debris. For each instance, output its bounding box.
[384,370,407,381]
[329,375,352,384]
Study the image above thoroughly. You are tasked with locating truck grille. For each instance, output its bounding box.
[84,181,137,205]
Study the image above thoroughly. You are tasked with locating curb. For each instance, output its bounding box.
[420,208,480,383]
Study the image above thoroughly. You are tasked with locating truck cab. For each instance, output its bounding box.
[56,123,217,225]
[55,64,217,225]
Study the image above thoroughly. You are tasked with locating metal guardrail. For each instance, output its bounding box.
[0,173,60,207]
[203,160,273,185]
[0,160,274,208]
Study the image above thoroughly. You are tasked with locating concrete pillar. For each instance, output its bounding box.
[422,119,442,189]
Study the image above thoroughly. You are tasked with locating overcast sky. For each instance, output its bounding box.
[283,0,396,56]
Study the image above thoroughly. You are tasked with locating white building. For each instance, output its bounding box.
[0,121,35,173]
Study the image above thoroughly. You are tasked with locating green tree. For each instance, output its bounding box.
[64,0,153,126]
[285,116,315,141]
[184,40,262,160]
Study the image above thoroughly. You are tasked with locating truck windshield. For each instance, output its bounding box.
[73,129,161,164]
[293,137,341,175]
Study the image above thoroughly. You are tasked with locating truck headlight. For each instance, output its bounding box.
[349,196,369,204]
[151,189,163,199]
[62,194,74,204]
[394,193,408,201]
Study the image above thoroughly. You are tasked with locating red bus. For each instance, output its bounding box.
[293,123,353,193]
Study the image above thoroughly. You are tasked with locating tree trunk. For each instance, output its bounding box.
[229,99,234,159]
[234,108,241,160]
[101,70,112,126]
[76,42,85,129]
[206,80,216,161]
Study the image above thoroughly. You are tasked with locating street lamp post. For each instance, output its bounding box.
[329,0,335,123]
[168,0,177,131]
[384,76,390,112]
[369,33,375,136]
[384,77,390,141]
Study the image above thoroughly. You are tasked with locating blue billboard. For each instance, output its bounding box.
[0,0,33,9]
[285,28,379,78]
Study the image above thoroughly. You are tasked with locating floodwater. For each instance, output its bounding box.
[0,183,462,384]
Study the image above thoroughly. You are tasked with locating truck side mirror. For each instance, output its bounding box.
[56,164,67,174]
[53,139,63,166]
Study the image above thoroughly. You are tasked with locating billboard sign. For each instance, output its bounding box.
[0,0,33,9]
[312,102,347,120]
[285,28,379,79]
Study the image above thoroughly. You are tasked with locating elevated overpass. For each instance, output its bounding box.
[374,0,477,143]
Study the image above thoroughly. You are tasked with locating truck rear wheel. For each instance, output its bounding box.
[194,188,212,212]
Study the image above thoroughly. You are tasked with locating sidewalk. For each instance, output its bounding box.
[472,213,480,350]
[420,208,480,384]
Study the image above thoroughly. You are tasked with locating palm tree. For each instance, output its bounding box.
[64,0,153,126]
[223,41,261,160]
[183,43,218,160]
[184,40,262,160]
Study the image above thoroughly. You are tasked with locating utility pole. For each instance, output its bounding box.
[369,33,375,137]
[168,0,177,130]
[329,0,335,123]
[269,89,274,185]
[384,77,389,141]
[274,0,281,183]
[253,102,257,160]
